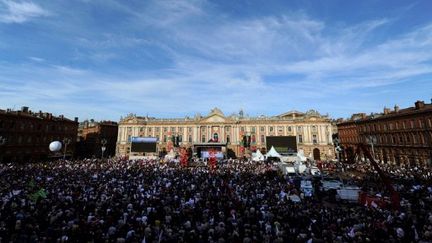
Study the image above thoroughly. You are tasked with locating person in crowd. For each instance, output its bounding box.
[0,157,431,242]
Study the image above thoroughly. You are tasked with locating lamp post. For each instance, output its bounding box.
[333,137,341,162]
[63,138,71,160]
[101,138,107,159]
[366,135,377,160]
[0,136,6,163]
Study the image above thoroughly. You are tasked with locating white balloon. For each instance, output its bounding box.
[49,141,62,152]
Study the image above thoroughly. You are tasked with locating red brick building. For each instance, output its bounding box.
[76,120,118,158]
[337,100,432,166]
[0,106,78,163]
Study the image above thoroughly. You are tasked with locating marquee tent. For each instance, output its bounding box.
[265,146,282,158]
[252,149,265,161]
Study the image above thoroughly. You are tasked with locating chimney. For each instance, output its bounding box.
[21,106,29,113]
[59,115,64,119]
[383,107,391,115]
[415,100,425,110]
[74,117,79,122]
[394,105,399,113]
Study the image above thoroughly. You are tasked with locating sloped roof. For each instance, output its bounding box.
[277,110,304,117]
[265,146,282,158]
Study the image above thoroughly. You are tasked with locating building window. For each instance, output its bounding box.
[297,126,302,132]
[156,135,160,141]
[178,135,182,142]
[410,120,414,129]
[278,126,283,133]
[127,135,131,142]
[163,135,167,142]
[251,126,256,133]
[127,127,132,132]
[213,133,219,142]
[226,135,230,143]
[298,135,303,143]
[312,135,317,144]
[225,126,230,132]
[287,126,292,132]
[260,126,265,132]
[155,127,159,132]
[140,127,144,132]
[260,135,265,143]
[269,127,274,132]
[240,127,245,132]
[312,126,317,132]
[201,135,206,143]
[178,127,183,132]
[188,135,192,143]
[171,127,175,132]
[188,127,192,132]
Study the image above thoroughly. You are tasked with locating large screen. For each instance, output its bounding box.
[266,136,297,154]
[131,137,157,153]
[201,151,224,159]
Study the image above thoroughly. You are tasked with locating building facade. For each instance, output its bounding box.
[76,120,118,158]
[0,106,78,163]
[117,108,335,160]
[337,100,432,166]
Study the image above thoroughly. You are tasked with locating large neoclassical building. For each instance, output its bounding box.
[116,108,336,160]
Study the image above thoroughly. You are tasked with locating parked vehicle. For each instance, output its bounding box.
[301,180,314,197]
[321,178,343,191]
[336,186,361,202]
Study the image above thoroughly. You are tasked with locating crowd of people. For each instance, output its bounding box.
[1,158,432,242]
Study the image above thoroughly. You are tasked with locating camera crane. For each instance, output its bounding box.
[345,143,400,210]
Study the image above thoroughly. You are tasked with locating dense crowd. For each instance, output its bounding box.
[1,158,432,242]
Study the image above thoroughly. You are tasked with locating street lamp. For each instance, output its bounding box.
[63,138,71,160]
[366,135,377,160]
[333,137,341,162]
[101,138,107,158]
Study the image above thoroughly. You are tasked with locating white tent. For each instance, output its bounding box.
[165,149,176,160]
[265,146,282,158]
[252,149,265,161]
[297,149,307,162]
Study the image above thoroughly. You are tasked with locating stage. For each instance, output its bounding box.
[193,142,227,159]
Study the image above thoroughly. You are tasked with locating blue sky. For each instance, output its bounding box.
[1,0,432,121]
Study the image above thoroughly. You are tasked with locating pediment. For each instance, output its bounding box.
[202,114,226,123]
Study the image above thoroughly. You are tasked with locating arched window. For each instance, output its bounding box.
[201,135,206,143]
[213,133,219,142]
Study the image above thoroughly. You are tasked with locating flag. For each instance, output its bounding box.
[29,189,47,202]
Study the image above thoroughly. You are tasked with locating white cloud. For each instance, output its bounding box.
[1,0,432,119]
[28,56,45,62]
[0,0,50,23]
